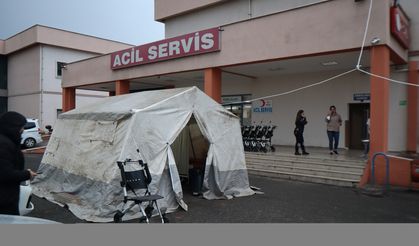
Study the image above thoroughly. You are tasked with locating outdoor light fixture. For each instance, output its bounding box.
[370,37,381,45]
[321,61,338,66]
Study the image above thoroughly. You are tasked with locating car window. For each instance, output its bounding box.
[24,122,36,130]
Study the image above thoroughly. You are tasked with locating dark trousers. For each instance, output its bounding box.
[294,133,306,153]
[189,168,203,195]
[327,131,340,151]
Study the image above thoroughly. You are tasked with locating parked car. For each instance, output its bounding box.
[21,118,43,148]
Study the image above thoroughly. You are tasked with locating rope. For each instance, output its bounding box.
[243,69,357,104]
[356,0,374,69]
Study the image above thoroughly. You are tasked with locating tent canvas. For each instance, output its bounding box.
[32,86,255,222]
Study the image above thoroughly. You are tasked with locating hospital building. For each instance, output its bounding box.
[1,0,418,187]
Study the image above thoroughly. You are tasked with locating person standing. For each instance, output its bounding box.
[325,105,343,155]
[294,109,309,155]
[0,111,37,215]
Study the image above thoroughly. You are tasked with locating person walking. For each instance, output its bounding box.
[294,109,309,155]
[0,111,37,215]
[325,105,342,155]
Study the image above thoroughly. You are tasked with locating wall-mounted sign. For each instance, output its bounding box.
[253,99,272,113]
[353,93,370,102]
[390,6,410,49]
[111,27,220,70]
[221,96,242,105]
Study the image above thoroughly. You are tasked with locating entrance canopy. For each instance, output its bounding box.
[32,86,255,222]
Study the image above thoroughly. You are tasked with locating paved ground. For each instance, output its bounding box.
[24,153,419,223]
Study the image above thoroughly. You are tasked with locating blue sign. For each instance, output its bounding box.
[253,99,272,113]
[353,93,370,101]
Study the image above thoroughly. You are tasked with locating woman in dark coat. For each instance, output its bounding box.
[293,109,309,155]
[0,111,37,215]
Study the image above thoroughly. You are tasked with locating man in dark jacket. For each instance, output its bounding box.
[0,111,37,215]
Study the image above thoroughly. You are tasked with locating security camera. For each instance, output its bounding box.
[370,37,381,45]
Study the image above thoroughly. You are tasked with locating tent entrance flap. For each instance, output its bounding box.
[171,116,209,195]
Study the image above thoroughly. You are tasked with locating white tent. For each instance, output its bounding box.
[32,86,255,222]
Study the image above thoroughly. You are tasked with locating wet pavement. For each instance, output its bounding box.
[24,153,419,223]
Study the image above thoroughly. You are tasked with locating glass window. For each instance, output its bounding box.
[222,94,252,125]
[56,62,67,77]
[0,55,7,89]
[24,122,36,130]
[0,97,7,114]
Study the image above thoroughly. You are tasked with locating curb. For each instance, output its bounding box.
[22,146,46,154]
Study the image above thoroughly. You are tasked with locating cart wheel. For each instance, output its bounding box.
[139,216,148,223]
[271,146,276,152]
[145,205,154,218]
[114,210,124,223]
[163,216,169,223]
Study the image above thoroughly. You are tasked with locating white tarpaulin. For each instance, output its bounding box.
[32,86,255,222]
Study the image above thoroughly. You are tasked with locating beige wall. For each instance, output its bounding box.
[39,45,108,127]
[3,25,133,55]
[388,72,408,151]
[7,45,42,121]
[6,42,112,127]
[8,94,40,120]
[3,25,135,128]
[41,91,107,128]
[3,26,38,55]
[220,68,408,151]
[163,0,329,38]
[0,40,5,54]
[247,70,370,148]
[8,46,41,96]
[64,0,398,87]
[41,45,98,92]
[155,0,225,21]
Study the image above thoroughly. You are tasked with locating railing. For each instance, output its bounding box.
[370,152,390,192]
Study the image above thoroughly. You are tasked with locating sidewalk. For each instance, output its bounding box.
[24,153,419,223]
[266,145,366,161]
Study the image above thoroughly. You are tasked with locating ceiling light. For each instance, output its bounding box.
[321,61,338,66]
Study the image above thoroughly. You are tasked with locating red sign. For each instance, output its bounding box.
[111,27,220,70]
[390,6,410,49]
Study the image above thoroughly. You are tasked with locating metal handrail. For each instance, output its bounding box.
[371,152,390,191]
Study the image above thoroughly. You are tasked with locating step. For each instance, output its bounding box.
[246,159,365,174]
[246,162,363,180]
[245,153,366,167]
[248,168,359,188]
[245,150,366,161]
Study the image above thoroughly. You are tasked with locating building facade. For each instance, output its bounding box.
[0,25,133,128]
[61,0,418,156]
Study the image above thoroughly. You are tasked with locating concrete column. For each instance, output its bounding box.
[204,68,222,103]
[369,45,390,155]
[115,80,130,95]
[407,61,418,153]
[62,87,76,112]
[359,45,391,186]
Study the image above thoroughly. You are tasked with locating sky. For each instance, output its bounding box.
[0,0,165,45]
